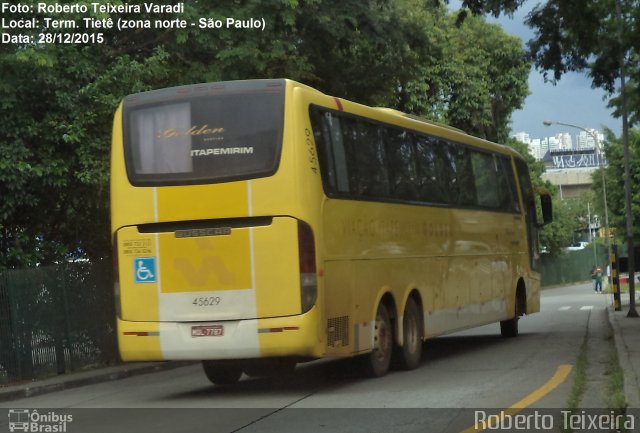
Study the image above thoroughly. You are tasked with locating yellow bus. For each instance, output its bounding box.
[111,79,552,385]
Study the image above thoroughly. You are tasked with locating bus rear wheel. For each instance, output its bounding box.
[202,360,243,385]
[397,297,423,370]
[362,303,393,377]
[500,293,522,338]
[500,316,518,337]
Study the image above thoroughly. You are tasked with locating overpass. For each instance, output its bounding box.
[542,167,597,199]
[541,149,605,199]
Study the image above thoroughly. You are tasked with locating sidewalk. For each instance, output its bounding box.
[0,361,192,403]
[608,297,640,409]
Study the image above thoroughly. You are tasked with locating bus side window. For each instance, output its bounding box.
[325,113,351,193]
[470,150,500,208]
[341,118,390,199]
[337,117,363,196]
[310,109,351,195]
[414,135,448,204]
[444,142,477,207]
[515,158,540,270]
[311,110,336,191]
[496,156,520,213]
[384,128,418,201]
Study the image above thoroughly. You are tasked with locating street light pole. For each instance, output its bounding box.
[588,202,597,267]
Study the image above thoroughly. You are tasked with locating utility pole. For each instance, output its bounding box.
[615,0,638,318]
[587,203,597,267]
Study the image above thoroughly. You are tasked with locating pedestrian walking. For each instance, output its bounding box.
[594,266,603,293]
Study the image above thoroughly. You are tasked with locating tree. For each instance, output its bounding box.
[593,129,640,240]
[435,0,640,124]
[525,1,636,86]
[435,0,526,23]
[391,4,530,143]
[0,0,533,268]
[445,16,530,143]
[0,46,171,267]
[538,197,578,256]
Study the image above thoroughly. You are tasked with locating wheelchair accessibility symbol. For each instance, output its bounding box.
[134,257,157,283]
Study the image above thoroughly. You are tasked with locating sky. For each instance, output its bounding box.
[465,1,622,140]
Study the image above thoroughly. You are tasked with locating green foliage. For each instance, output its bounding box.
[538,198,576,256]
[0,0,531,268]
[442,16,530,142]
[524,0,640,126]
[0,23,172,267]
[594,129,640,240]
[391,4,530,142]
[432,0,526,23]
[437,0,640,128]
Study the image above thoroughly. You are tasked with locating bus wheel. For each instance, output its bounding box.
[398,297,423,370]
[363,303,393,377]
[202,360,243,385]
[500,296,521,338]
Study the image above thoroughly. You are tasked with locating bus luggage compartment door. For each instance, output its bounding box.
[115,217,302,322]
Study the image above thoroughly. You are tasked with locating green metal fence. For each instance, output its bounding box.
[0,260,117,384]
[541,244,610,288]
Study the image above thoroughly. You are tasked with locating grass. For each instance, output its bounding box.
[562,334,589,433]
[603,282,630,294]
[605,337,627,415]
[566,337,589,411]
[563,316,629,433]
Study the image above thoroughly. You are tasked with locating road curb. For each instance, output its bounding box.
[0,362,194,403]
[607,305,640,409]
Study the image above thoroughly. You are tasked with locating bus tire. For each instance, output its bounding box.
[500,295,522,338]
[500,316,518,337]
[362,302,393,377]
[202,360,243,385]
[397,297,423,370]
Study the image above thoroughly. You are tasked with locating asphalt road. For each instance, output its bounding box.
[0,285,612,433]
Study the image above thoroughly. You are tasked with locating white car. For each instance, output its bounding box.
[566,242,589,251]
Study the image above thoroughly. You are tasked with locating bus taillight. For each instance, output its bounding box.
[298,220,317,313]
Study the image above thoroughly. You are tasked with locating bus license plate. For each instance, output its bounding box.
[191,325,224,337]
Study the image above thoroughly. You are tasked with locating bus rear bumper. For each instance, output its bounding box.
[117,307,321,361]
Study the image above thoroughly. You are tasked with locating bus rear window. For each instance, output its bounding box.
[122,81,285,186]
